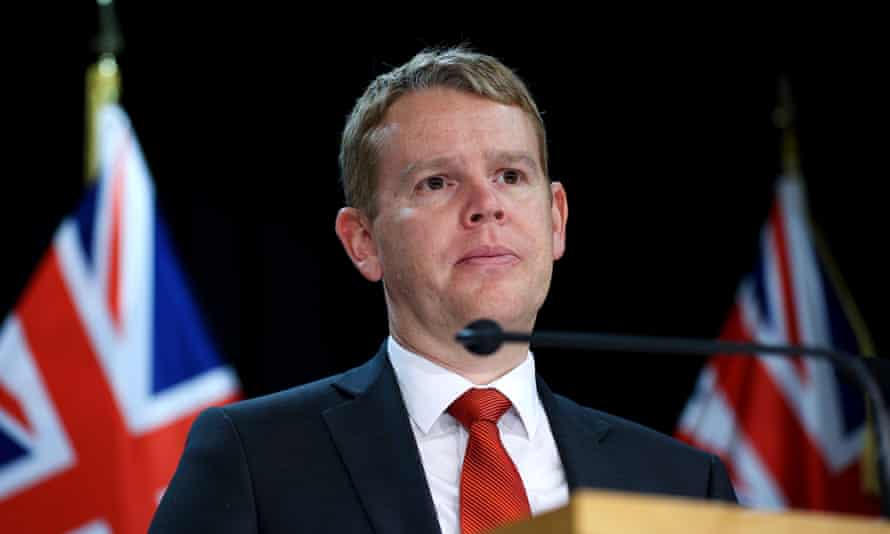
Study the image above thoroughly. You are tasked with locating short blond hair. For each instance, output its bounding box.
[339,46,549,219]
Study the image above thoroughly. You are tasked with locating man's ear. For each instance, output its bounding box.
[550,182,568,260]
[335,207,383,282]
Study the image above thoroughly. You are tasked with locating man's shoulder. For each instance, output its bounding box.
[206,351,387,430]
[223,372,347,421]
[550,391,713,462]
[546,391,737,502]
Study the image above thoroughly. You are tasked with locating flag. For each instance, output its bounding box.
[676,176,880,514]
[0,105,241,532]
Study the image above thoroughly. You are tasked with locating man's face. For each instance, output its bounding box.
[347,87,567,344]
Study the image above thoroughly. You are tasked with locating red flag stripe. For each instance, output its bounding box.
[106,137,129,332]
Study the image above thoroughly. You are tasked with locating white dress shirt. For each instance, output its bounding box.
[387,336,569,534]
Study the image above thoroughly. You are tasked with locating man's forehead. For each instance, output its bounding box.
[387,86,502,115]
[381,95,536,150]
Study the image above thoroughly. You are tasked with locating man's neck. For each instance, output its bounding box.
[390,328,528,385]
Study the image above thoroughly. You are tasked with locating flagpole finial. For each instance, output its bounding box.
[773,74,802,178]
[85,0,123,183]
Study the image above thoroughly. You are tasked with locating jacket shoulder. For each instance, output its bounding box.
[577,399,708,460]
[552,393,737,502]
[220,372,347,424]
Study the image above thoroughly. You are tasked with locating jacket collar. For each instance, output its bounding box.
[324,345,442,534]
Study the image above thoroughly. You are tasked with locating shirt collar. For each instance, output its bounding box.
[387,336,540,439]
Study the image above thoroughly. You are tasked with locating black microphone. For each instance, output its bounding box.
[455,318,890,516]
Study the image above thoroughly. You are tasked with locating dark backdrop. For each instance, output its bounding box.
[4,8,887,435]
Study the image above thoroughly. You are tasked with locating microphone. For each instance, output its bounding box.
[456,318,890,516]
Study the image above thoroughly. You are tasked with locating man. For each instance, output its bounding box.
[149,46,736,534]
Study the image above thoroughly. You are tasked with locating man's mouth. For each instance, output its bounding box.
[457,246,520,266]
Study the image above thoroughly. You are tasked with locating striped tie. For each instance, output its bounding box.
[448,388,531,534]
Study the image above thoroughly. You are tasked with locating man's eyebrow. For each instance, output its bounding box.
[398,156,457,181]
[485,151,541,173]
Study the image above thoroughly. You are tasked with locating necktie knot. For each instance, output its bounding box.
[448,388,512,429]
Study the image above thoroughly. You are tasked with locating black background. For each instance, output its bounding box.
[4,7,887,435]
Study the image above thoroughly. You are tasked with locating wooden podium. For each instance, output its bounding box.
[493,490,890,533]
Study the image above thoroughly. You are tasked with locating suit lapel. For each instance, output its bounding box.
[323,347,442,534]
[537,377,625,492]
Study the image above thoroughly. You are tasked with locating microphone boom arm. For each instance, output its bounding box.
[456,318,890,516]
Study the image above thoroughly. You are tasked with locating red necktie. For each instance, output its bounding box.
[448,388,531,534]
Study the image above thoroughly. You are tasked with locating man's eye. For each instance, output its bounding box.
[498,170,523,185]
[419,176,446,191]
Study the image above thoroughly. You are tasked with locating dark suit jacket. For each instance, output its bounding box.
[149,345,736,533]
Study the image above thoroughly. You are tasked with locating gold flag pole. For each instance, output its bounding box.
[84,0,123,183]
[776,76,883,497]
[774,76,801,179]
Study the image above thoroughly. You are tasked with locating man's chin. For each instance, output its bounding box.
[453,305,536,334]
[447,283,544,332]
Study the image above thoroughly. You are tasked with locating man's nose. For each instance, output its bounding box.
[462,179,506,227]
